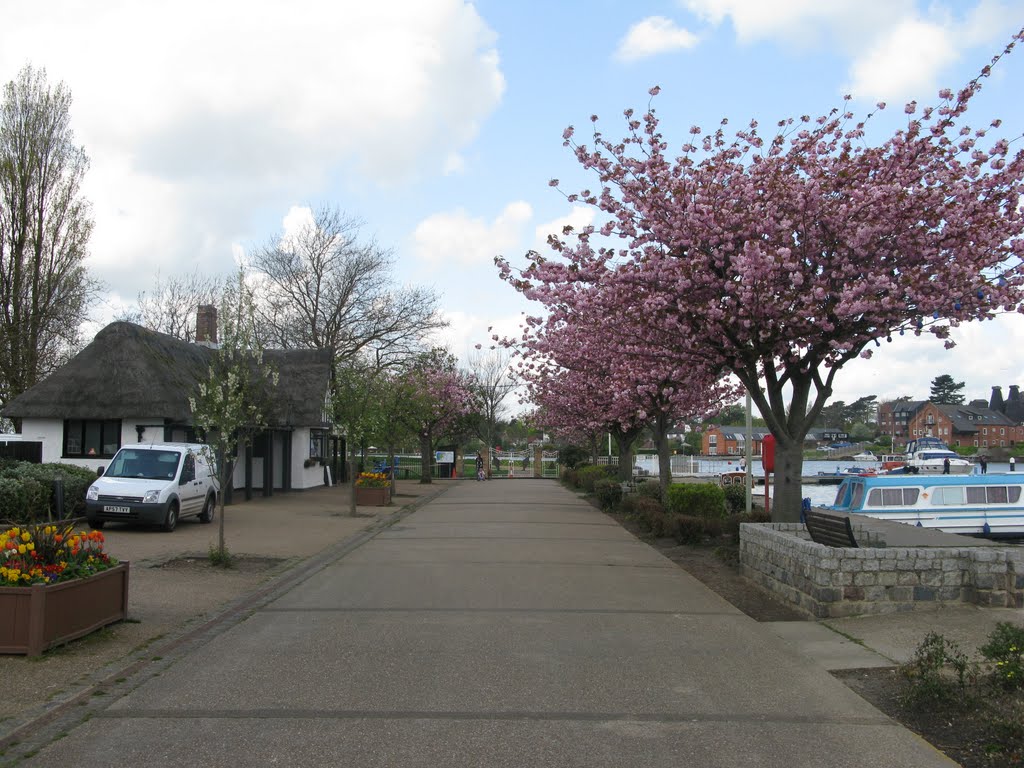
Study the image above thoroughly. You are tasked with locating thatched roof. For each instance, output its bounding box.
[2,322,332,427]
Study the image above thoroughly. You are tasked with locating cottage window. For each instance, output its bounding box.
[64,419,121,458]
[309,429,328,459]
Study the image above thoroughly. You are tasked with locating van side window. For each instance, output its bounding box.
[181,453,196,483]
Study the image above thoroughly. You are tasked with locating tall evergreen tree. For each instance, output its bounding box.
[930,374,966,405]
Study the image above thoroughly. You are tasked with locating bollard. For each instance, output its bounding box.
[52,476,65,521]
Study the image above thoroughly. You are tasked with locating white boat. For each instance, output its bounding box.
[902,437,972,475]
[821,473,1024,536]
[851,451,877,462]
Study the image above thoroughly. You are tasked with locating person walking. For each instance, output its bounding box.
[475,452,485,481]
[1011,456,1016,472]
[979,456,988,474]
[943,457,951,474]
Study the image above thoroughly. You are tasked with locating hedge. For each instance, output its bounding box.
[0,461,98,524]
[664,483,726,519]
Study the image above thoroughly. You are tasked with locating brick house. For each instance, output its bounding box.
[701,426,770,456]
[906,402,1023,449]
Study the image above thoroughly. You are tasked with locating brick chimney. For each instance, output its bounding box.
[196,305,218,344]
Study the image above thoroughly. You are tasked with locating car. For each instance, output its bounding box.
[85,442,219,532]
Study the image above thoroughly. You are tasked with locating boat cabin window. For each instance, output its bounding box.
[940,485,1021,505]
[988,486,1009,504]
[850,482,865,509]
[866,487,919,507]
[934,487,965,506]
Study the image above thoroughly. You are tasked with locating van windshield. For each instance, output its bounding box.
[105,449,182,480]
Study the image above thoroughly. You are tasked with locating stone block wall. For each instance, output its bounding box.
[739,523,1023,618]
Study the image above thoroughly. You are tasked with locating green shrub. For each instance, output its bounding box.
[0,477,28,523]
[664,483,726,519]
[578,464,615,493]
[558,445,590,470]
[723,483,747,514]
[593,477,623,511]
[980,622,1024,691]
[637,481,662,502]
[899,632,975,710]
[670,515,707,544]
[628,496,665,532]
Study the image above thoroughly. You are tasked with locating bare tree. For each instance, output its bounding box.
[117,269,228,341]
[468,349,517,467]
[245,204,446,366]
[0,64,100,425]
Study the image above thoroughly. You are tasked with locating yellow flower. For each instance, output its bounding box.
[20,531,31,542]
[17,544,26,554]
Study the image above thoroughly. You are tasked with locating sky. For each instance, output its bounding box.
[4,0,1024,412]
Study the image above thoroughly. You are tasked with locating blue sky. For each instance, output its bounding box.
[5,1,1024,409]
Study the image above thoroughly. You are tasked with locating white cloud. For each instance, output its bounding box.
[0,0,505,308]
[844,18,956,102]
[828,314,1024,406]
[678,0,1024,102]
[680,0,913,46]
[532,206,595,253]
[412,202,532,266]
[615,17,699,62]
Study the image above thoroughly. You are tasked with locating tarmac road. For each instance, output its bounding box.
[4,479,961,767]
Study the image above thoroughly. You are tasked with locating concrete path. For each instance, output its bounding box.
[14,480,955,767]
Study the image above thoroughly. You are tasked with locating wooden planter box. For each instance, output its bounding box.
[355,486,391,506]
[0,562,129,656]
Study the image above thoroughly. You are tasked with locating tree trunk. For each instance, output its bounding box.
[612,425,641,483]
[419,431,432,484]
[387,443,397,493]
[348,440,358,516]
[771,437,804,523]
[651,414,672,498]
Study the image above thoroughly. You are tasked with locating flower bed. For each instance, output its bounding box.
[354,472,391,506]
[1,523,128,655]
[0,562,129,655]
[355,486,391,506]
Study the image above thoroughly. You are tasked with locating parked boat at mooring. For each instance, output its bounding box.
[903,437,972,475]
[821,473,1024,536]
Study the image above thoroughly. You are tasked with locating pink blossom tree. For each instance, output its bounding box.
[396,349,477,483]
[500,250,733,494]
[519,31,1024,520]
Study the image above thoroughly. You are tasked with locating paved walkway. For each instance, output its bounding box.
[13,481,955,767]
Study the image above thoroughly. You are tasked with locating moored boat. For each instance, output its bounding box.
[904,437,972,475]
[821,473,1024,536]
[851,451,877,462]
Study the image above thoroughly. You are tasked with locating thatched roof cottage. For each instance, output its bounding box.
[2,318,337,495]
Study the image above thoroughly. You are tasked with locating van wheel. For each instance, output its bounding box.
[163,501,179,532]
[198,495,215,524]
[88,519,105,530]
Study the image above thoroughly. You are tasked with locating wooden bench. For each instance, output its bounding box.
[803,510,859,548]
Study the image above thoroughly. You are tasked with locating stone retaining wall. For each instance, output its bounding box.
[739,523,1024,618]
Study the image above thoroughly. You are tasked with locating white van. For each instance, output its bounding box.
[85,443,219,532]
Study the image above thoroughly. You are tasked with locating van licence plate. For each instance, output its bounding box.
[103,505,130,514]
